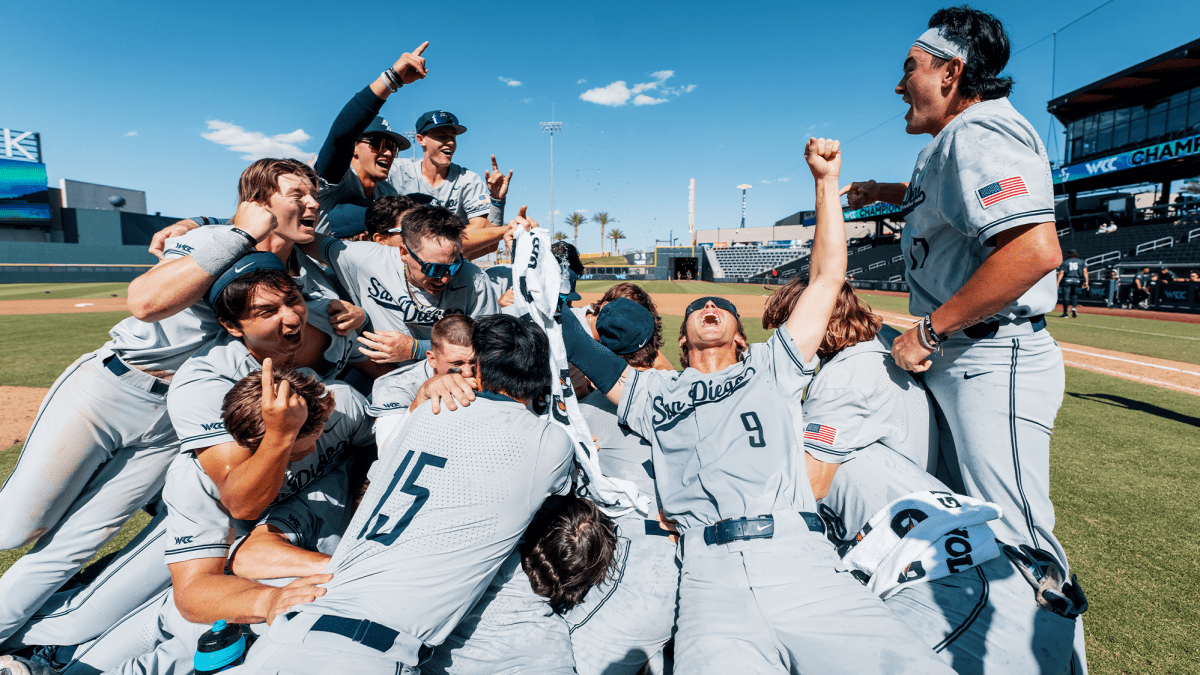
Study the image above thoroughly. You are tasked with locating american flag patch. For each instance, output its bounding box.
[976,176,1029,208]
[804,423,837,446]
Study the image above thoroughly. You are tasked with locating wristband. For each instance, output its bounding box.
[490,197,505,206]
[922,314,943,346]
[191,228,256,277]
[415,339,431,358]
[383,68,403,92]
[230,227,257,247]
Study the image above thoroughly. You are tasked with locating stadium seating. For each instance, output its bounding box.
[708,246,809,278]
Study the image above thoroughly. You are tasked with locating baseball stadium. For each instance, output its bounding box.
[2,3,1199,675]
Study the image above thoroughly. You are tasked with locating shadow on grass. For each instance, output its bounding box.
[1067,393,1200,427]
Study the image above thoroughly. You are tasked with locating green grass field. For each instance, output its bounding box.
[1,282,1197,674]
[577,279,776,297]
[0,282,131,301]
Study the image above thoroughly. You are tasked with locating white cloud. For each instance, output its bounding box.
[201,120,314,162]
[522,98,533,104]
[633,94,668,106]
[499,77,522,87]
[805,124,816,132]
[778,177,791,182]
[574,208,589,214]
[124,131,138,137]
[580,70,695,107]
[760,180,770,184]
[580,81,631,106]
[577,78,587,84]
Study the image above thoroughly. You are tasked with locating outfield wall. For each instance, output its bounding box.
[0,241,155,283]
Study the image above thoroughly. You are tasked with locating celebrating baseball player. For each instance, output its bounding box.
[560,138,956,674]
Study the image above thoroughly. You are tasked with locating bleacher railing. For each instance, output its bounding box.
[1189,227,1200,243]
[848,267,863,275]
[1135,236,1174,255]
[891,255,904,263]
[869,260,886,270]
[858,244,873,252]
[889,275,903,282]
[1086,250,1120,266]
[1057,227,1071,237]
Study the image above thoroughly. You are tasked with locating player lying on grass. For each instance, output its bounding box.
[168,256,373,523]
[0,160,353,648]
[300,200,500,366]
[228,315,590,674]
[762,277,1086,674]
[558,138,957,674]
[563,297,681,675]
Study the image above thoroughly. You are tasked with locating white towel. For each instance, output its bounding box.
[510,228,652,518]
[842,490,1002,599]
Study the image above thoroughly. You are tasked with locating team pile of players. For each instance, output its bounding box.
[0,6,1092,675]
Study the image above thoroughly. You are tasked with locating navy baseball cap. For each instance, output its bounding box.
[360,117,410,151]
[683,296,740,321]
[208,251,289,305]
[415,110,467,136]
[597,298,654,355]
[326,203,368,239]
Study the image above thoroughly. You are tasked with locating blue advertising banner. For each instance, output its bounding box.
[842,202,901,221]
[0,157,50,222]
[1054,133,1200,185]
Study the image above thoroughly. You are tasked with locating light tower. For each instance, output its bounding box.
[540,111,562,239]
[737,184,753,228]
[403,131,417,160]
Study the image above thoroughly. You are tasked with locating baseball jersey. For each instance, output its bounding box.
[257,464,354,558]
[900,97,1057,320]
[296,393,574,647]
[318,238,498,340]
[484,264,513,296]
[317,166,400,236]
[163,382,372,564]
[579,390,656,509]
[367,360,432,418]
[1059,259,1085,281]
[168,311,361,453]
[799,325,937,468]
[617,324,819,532]
[105,227,339,374]
[387,158,491,224]
[818,446,955,548]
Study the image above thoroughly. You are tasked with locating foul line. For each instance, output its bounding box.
[1062,361,1200,396]
[1050,322,1199,341]
[1059,347,1200,377]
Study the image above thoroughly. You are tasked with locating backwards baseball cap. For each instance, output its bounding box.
[326,203,369,239]
[415,110,467,136]
[913,27,970,64]
[208,251,289,305]
[361,116,411,151]
[597,298,654,355]
[683,296,740,321]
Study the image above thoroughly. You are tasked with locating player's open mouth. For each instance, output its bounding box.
[283,326,302,344]
[701,310,721,326]
[299,217,316,230]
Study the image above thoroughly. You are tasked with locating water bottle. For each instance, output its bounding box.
[194,620,247,674]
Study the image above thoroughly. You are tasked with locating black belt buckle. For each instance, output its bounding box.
[704,516,775,545]
[310,615,399,653]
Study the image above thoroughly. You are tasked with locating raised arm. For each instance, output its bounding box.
[560,301,632,405]
[127,203,276,322]
[314,42,429,181]
[782,138,849,361]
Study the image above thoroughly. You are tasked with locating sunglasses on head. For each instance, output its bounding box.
[359,135,399,154]
[429,112,455,127]
[684,296,740,320]
[406,242,464,279]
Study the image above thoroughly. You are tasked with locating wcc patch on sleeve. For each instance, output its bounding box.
[804,423,837,446]
[976,176,1029,209]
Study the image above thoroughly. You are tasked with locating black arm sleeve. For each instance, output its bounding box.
[560,306,627,394]
[314,86,386,181]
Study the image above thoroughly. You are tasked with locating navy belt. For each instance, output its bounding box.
[303,614,400,653]
[962,314,1045,340]
[702,512,825,546]
[103,355,170,395]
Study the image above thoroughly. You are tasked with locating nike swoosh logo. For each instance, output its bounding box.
[233,262,253,274]
[963,371,991,380]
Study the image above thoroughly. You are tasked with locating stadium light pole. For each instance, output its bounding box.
[737,184,753,229]
[403,131,417,160]
[541,113,562,239]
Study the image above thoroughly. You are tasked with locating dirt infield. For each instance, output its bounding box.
[0,297,131,316]
[1,386,47,447]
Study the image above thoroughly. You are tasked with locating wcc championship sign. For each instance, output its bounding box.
[1054,133,1200,186]
[0,128,50,223]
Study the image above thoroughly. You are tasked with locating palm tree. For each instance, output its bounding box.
[565,212,586,247]
[592,212,613,255]
[609,228,626,255]
[553,231,568,242]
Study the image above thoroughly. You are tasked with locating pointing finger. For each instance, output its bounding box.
[491,155,499,172]
[519,205,527,219]
[838,183,854,196]
[262,358,275,401]
[413,41,429,56]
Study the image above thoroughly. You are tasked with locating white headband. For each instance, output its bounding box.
[913,27,970,64]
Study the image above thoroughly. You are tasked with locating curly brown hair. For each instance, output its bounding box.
[761,279,881,359]
[590,283,663,369]
[521,495,616,615]
[222,368,336,452]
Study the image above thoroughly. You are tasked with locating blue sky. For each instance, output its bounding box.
[3,0,1198,253]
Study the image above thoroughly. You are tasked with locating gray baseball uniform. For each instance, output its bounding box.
[367,360,432,451]
[615,325,955,674]
[565,391,678,675]
[0,229,338,645]
[58,466,355,675]
[234,393,574,674]
[387,158,491,225]
[799,325,939,473]
[819,447,1077,675]
[318,238,498,343]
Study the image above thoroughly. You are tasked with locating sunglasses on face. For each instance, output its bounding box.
[359,135,399,155]
[684,296,740,320]
[406,242,464,279]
